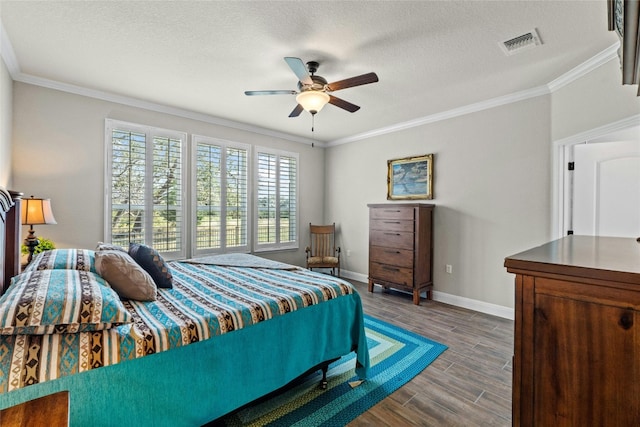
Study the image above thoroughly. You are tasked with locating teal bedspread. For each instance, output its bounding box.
[0,258,369,426]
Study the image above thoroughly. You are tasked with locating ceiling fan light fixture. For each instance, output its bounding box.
[296,90,330,114]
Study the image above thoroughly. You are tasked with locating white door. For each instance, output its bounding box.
[572,140,640,237]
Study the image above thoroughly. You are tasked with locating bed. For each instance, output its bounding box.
[0,192,370,426]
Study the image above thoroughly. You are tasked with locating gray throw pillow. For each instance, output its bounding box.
[95,250,157,301]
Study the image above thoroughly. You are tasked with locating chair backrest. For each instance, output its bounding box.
[309,223,336,257]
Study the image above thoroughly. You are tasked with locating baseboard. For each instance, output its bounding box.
[341,270,369,284]
[432,291,514,320]
[341,269,514,320]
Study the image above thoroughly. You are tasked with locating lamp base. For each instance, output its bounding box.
[24,226,39,264]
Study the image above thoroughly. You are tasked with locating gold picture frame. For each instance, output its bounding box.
[387,154,433,200]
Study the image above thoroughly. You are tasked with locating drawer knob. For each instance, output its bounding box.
[385,232,401,236]
[383,266,399,272]
[619,312,634,330]
[383,221,401,224]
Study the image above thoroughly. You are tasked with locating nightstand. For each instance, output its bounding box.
[0,391,69,426]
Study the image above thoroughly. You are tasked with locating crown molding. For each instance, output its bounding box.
[13,73,323,147]
[0,21,20,76]
[0,22,321,147]
[552,113,640,147]
[327,84,550,146]
[1,17,620,148]
[328,43,621,146]
[547,41,620,92]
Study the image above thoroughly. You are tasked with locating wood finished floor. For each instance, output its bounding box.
[349,281,513,427]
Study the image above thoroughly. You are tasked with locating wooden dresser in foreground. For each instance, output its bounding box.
[505,236,640,426]
[368,203,434,305]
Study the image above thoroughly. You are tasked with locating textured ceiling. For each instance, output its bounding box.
[0,1,619,144]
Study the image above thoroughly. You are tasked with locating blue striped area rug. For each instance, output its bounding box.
[219,314,448,426]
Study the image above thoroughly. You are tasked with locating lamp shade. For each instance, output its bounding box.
[296,90,330,114]
[21,197,57,226]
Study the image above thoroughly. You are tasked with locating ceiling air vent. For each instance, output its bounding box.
[501,29,542,55]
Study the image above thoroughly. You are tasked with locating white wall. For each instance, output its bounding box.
[0,57,12,187]
[11,82,325,265]
[326,96,552,312]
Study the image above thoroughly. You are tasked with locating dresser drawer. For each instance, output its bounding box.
[370,262,413,286]
[370,245,413,268]
[370,229,414,250]
[370,207,414,221]
[370,219,413,233]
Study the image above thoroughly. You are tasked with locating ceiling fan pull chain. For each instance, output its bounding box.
[311,114,315,148]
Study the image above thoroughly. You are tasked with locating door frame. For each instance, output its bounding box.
[552,114,640,239]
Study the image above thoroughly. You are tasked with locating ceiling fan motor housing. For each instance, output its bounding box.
[298,75,328,92]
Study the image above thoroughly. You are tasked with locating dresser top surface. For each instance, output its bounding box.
[505,235,640,283]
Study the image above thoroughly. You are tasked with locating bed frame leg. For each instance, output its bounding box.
[319,364,329,390]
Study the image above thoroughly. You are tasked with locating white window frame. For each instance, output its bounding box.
[253,147,299,252]
[104,119,188,260]
[191,135,251,256]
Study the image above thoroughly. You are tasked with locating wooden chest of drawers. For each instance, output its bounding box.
[505,236,640,426]
[368,203,434,305]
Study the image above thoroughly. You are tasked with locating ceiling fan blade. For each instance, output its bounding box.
[284,57,313,86]
[329,95,360,113]
[245,90,297,96]
[326,72,379,92]
[288,104,304,117]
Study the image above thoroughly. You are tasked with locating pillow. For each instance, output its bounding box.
[0,269,132,335]
[96,242,127,253]
[128,243,173,289]
[22,249,97,274]
[95,250,157,301]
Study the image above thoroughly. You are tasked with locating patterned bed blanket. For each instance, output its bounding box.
[183,253,301,269]
[0,260,356,393]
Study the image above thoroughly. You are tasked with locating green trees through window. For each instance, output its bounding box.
[106,120,298,258]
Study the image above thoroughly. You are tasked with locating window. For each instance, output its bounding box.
[105,120,299,257]
[193,136,249,255]
[105,120,186,259]
[254,148,298,251]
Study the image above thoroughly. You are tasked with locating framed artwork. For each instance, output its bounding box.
[387,154,433,200]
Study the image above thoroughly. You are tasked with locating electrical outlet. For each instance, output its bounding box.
[346,249,352,257]
[445,264,453,274]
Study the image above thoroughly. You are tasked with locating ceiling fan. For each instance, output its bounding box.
[244,57,379,117]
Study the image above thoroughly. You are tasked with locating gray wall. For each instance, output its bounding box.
[0,57,12,187]
[325,95,551,312]
[325,55,640,314]
[551,58,640,141]
[11,83,325,266]
[9,55,640,315]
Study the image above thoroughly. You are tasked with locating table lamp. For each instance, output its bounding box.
[21,196,57,264]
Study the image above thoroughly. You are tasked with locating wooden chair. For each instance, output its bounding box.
[305,223,341,276]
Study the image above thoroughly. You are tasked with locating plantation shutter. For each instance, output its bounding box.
[279,155,297,244]
[257,152,277,244]
[152,136,183,253]
[110,129,146,246]
[106,120,186,259]
[195,143,222,250]
[226,147,248,248]
[255,149,298,250]
[193,136,249,254]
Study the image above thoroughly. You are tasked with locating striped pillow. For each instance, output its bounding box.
[22,249,97,274]
[0,269,132,335]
